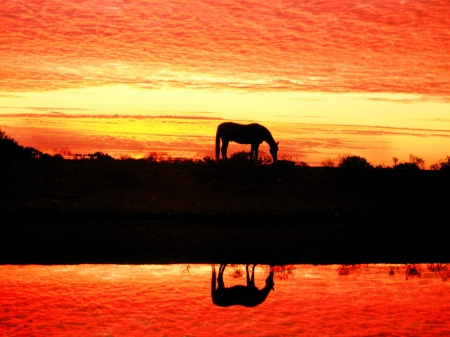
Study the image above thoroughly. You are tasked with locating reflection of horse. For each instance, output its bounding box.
[211,264,275,307]
[215,122,279,162]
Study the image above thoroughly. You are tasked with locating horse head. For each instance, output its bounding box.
[270,142,279,162]
[266,271,275,291]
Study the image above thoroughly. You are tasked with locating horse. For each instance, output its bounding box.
[211,264,275,307]
[215,122,279,162]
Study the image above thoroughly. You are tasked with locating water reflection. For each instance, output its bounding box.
[1,264,450,336]
[211,264,274,307]
[335,263,450,282]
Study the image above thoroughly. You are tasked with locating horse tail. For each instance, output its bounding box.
[215,125,221,160]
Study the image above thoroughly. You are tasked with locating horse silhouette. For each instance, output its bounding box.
[215,122,279,162]
[211,264,275,307]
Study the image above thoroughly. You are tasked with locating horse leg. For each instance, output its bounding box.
[246,264,256,288]
[250,144,257,161]
[245,264,250,286]
[250,264,256,287]
[221,140,229,161]
[218,264,226,289]
[254,145,259,162]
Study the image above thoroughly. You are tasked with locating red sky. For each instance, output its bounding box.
[1,0,450,165]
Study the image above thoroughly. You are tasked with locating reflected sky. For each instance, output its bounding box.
[1,264,449,336]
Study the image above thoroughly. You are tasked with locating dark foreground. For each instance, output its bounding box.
[1,160,450,265]
[2,212,449,265]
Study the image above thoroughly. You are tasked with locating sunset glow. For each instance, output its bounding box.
[1,0,450,165]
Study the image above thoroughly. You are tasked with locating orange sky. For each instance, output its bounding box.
[1,0,450,166]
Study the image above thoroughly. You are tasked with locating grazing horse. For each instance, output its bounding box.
[211,264,275,307]
[215,122,279,162]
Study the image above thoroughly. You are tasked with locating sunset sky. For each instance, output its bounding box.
[1,0,450,166]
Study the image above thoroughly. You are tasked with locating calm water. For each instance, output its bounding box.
[1,264,450,336]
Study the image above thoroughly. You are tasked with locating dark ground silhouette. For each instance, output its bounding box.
[1,131,450,265]
[1,158,450,265]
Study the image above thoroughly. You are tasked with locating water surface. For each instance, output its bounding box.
[1,264,449,336]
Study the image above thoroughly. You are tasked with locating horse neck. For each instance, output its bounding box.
[263,132,277,148]
[258,284,273,300]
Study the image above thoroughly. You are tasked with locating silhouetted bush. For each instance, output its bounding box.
[0,130,44,160]
[393,154,425,170]
[275,159,296,167]
[88,152,115,160]
[337,155,373,169]
[145,152,168,162]
[295,161,309,167]
[430,156,450,171]
[338,155,371,168]
[40,153,64,161]
[202,156,215,164]
[227,151,273,164]
[322,157,336,167]
[228,151,252,164]
[393,163,421,171]
[408,154,425,169]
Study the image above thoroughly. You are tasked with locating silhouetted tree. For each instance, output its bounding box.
[393,154,425,170]
[337,155,373,169]
[322,157,336,167]
[0,130,45,160]
[430,156,450,171]
[393,162,421,171]
[409,154,425,169]
[1,130,23,158]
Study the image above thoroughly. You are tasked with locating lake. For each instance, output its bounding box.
[1,264,449,336]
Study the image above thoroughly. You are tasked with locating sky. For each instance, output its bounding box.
[1,0,450,166]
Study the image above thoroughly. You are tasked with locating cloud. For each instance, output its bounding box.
[0,111,223,122]
[0,94,24,99]
[275,115,331,119]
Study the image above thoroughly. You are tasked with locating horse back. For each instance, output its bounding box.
[217,122,269,144]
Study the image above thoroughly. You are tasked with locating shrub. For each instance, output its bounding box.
[393,162,421,171]
[430,156,450,171]
[228,151,252,164]
[322,157,336,167]
[393,154,425,170]
[0,130,43,160]
[87,152,115,160]
[295,161,309,167]
[409,154,425,169]
[337,155,373,169]
[201,156,215,164]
